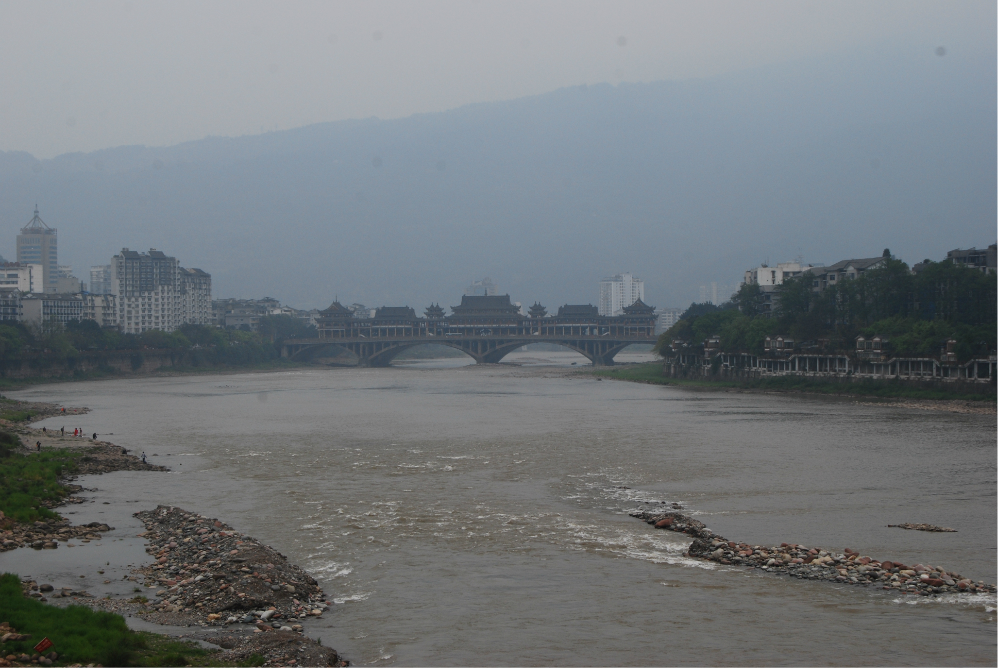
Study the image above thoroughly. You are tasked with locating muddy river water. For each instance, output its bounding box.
[5,352,996,665]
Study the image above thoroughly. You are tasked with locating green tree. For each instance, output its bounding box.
[732,282,765,317]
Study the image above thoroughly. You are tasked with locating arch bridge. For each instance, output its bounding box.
[281,295,658,367]
[282,334,650,367]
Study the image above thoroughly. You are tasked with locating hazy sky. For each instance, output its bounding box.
[1,0,993,158]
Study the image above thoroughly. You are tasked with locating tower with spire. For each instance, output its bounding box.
[17,206,58,292]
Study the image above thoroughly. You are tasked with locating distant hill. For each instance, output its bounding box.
[0,44,993,310]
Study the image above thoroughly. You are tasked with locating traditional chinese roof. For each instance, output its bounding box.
[424,303,446,318]
[450,294,520,316]
[318,301,354,322]
[556,304,598,318]
[374,306,418,320]
[622,298,655,315]
[528,302,547,318]
[320,301,352,315]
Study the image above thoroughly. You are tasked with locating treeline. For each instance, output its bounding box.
[0,315,316,367]
[657,257,997,361]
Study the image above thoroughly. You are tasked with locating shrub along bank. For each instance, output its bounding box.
[655,257,997,361]
[594,363,996,402]
[0,316,317,388]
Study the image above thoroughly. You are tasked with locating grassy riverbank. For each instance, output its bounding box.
[1,573,256,666]
[0,437,79,524]
[593,362,997,402]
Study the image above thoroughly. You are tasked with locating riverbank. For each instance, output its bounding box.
[592,362,997,411]
[0,358,310,393]
[0,410,348,666]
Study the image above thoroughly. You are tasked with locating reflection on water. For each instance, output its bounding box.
[9,366,996,666]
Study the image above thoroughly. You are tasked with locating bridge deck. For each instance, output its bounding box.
[282,333,656,366]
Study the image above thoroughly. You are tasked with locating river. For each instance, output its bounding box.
[7,352,996,665]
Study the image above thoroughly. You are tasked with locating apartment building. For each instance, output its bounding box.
[111,248,211,334]
[599,273,644,316]
[0,262,43,293]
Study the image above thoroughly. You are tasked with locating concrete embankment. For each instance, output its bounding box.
[631,509,997,596]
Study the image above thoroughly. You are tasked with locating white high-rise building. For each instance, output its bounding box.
[111,248,211,334]
[90,265,112,294]
[698,282,735,305]
[599,273,644,316]
[655,307,683,333]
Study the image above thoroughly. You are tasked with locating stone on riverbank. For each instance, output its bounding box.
[887,523,957,532]
[130,506,330,630]
[629,509,996,597]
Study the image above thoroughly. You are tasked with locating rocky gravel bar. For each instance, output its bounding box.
[631,509,997,596]
[129,507,345,656]
[1,442,166,554]
[1,515,114,554]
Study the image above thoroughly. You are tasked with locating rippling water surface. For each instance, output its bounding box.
[12,353,997,665]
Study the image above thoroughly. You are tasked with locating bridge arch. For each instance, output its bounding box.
[364,341,480,367]
[282,336,645,367]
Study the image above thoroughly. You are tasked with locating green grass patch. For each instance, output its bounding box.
[593,362,997,402]
[0,408,37,422]
[0,439,80,523]
[1,574,230,666]
[1,572,144,665]
[130,631,224,667]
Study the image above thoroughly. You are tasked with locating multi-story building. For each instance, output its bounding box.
[82,293,119,329]
[655,307,683,333]
[16,207,59,293]
[0,291,22,322]
[0,262,44,293]
[807,257,886,292]
[743,261,815,288]
[946,244,997,274]
[111,248,211,334]
[89,265,112,294]
[20,293,84,330]
[181,268,212,326]
[465,278,499,296]
[599,273,644,316]
[698,282,735,305]
[212,297,280,330]
[740,261,818,315]
[53,265,83,294]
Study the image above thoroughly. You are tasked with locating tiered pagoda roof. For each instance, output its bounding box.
[622,298,655,315]
[319,301,353,320]
[424,303,446,319]
[528,302,547,318]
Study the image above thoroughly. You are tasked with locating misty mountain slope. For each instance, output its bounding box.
[0,45,993,309]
